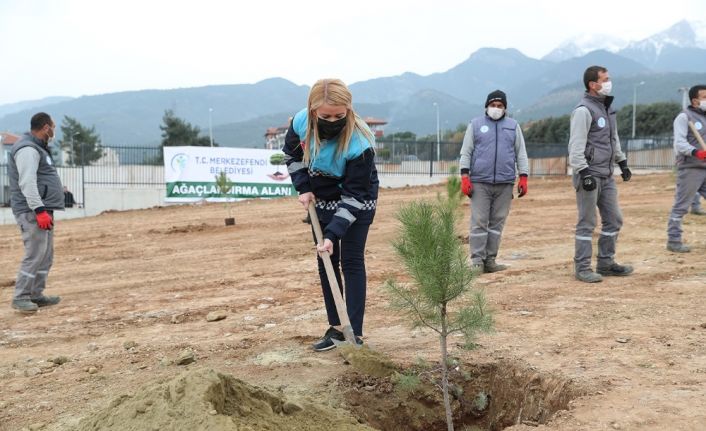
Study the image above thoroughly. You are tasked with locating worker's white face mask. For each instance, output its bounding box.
[487,107,504,120]
[597,81,612,96]
[699,100,706,111]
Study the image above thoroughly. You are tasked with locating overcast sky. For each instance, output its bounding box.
[1,0,704,106]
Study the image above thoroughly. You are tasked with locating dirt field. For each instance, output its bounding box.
[1,172,706,431]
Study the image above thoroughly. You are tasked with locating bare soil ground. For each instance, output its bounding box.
[1,172,706,431]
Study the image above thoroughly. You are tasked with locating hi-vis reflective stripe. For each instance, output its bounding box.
[36,270,48,274]
[341,196,364,209]
[670,217,682,222]
[19,270,35,278]
[287,161,306,173]
[335,207,357,223]
[488,228,501,236]
[470,232,488,237]
[600,231,619,237]
[575,235,592,241]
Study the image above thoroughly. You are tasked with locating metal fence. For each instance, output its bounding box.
[0,138,681,207]
[373,140,571,176]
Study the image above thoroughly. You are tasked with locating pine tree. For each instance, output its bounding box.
[160,109,212,148]
[386,198,493,431]
[58,116,104,166]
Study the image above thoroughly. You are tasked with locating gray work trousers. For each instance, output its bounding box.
[573,175,623,273]
[13,212,54,300]
[469,183,513,265]
[691,193,702,211]
[667,168,706,242]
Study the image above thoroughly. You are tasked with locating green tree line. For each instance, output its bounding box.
[522,102,681,144]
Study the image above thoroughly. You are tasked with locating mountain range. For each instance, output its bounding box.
[1,20,705,149]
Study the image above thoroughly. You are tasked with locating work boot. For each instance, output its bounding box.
[31,295,61,308]
[666,241,690,253]
[470,263,484,275]
[596,263,634,277]
[575,270,603,283]
[11,299,38,314]
[690,207,706,215]
[484,259,508,273]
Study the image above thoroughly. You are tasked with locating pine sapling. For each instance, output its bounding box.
[386,198,493,431]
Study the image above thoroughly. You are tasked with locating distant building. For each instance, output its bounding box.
[1,132,20,164]
[264,116,387,149]
[361,117,387,139]
[264,124,290,150]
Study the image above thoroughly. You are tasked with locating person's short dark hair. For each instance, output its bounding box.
[688,85,706,101]
[583,66,608,91]
[30,112,53,131]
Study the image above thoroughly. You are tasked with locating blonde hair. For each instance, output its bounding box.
[303,78,375,164]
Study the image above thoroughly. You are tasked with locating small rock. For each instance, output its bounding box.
[519,310,533,316]
[363,385,376,392]
[615,338,630,344]
[28,424,45,431]
[243,315,255,321]
[611,422,621,429]
[123,341,138,350]
[264,323,276,329]
[159,358,173,367]
[257,303,271,310]
[128,347,138,354]
[171,314,186,324]
[700,323,706,329]
[206,311,227,322]
[135,405,147,414]
[87,342,99,352]
[49,356,70,365]
[24,367,42,377]
[88,367,98,374]
[209,409,217,415]
[282,401,303,415]
[175,349,195,366]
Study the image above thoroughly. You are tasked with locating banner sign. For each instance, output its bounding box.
[163,146,294,202]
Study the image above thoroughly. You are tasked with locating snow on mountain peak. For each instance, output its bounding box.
[542,33,627,62]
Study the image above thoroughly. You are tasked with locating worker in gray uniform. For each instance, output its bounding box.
[666,84,706,252]
[569,66,633,283]
[459,90,529,274]
[7,112,65,313]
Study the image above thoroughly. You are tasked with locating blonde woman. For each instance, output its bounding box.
[283,79,378,351]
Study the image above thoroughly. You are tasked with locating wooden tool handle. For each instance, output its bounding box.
[308,202,356,343]
[687,121,706,151]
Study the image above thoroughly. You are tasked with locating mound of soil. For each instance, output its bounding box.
[74,368,373,431]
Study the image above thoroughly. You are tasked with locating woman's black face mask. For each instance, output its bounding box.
[317,117,347,140]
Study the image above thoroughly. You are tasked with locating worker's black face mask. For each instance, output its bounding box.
[317,117,347,140]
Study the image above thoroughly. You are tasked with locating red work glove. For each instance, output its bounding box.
[518,175,528,197]
[35,210,53,230]
[695,150,706,160]
[461,176,473,197]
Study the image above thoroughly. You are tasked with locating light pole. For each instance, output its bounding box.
[433,102,440,162]
[632,81,645,139]
[208,108,214,147]
[70,132,80,166]
[677,87,689,110]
